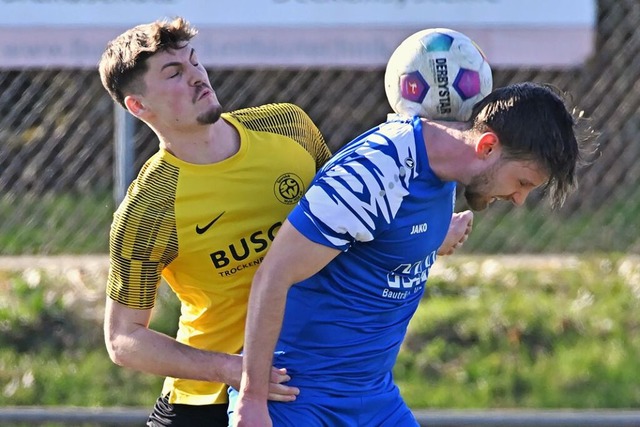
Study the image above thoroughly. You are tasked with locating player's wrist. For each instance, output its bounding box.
[209,352,241,385]
[238,386,270,403]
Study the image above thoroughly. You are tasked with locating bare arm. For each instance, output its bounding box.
[104,298,235,382]
[104,297,297,400]
[233,220,341,427]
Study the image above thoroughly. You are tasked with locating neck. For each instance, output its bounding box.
[421,119,478,185]
[157,118,240,164]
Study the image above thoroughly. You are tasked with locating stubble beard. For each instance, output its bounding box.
[196,104,223,125]
[464,164,498,211]
[464,187,490,211]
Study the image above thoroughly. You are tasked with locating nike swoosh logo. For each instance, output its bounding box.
[195,211,225,235]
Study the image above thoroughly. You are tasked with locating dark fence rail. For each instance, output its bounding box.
[2,407,640,427]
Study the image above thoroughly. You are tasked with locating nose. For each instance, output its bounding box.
[188,65,206,86]
[510,189,531,206]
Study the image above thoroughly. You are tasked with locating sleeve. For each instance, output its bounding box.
[106,164,179,310]
[288,123,419,250]
[289,104,332,171]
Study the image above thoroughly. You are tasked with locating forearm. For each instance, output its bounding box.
[239,270,290,400]
[108,326,235,382]
[104,297,241,385]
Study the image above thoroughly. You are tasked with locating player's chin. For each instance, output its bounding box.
[196,105,223,125]
[464,194,490,211]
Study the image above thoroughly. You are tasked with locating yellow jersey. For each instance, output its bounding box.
[106,103,331,405]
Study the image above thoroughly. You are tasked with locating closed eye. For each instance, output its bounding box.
[189,49,199,67]
[161,61,182,78]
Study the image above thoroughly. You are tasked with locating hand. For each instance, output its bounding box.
[437,210,473,256]
[223,354,299,402]
[233,394,272,427]
[266,367,299,402]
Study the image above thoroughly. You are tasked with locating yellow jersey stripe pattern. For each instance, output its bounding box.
[232,103,331,170]
[107,160,179,309]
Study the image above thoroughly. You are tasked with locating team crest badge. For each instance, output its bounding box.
[274,173,304,204]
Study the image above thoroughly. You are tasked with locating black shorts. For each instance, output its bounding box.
[147,394,228,427]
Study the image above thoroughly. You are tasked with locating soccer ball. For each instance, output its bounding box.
[384,28,493,121]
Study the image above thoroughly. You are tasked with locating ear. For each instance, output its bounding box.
[475,132,499,159]
[124,95,147,119]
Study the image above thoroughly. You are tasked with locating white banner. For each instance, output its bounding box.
[0,0,596,68]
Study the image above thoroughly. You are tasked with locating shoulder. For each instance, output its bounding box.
[228,103,331,169]
[111,154,178,248]
[329,117,421,167]
[226,103,320,144]
[227,103,314,129]
[117,155,179,214]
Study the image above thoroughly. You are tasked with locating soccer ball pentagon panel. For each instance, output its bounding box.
[384,28,493,121]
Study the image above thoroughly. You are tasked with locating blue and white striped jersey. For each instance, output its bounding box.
[275,114,456,396]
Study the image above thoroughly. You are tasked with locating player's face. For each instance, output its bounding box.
[464,159,548,211]
[141,43,222,126]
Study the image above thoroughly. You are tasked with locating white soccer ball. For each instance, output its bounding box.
[384,28,493,121]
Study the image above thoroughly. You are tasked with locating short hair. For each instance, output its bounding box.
[98,17,197,108]
[469,82,596,208]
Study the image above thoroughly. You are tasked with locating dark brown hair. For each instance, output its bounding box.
[470,82,597,207]
[98,17,197,108]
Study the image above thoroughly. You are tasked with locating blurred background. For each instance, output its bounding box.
[1,0,638,255]
[1,0,639,425]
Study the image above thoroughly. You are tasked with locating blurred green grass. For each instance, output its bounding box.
[0,193,113,255]
[0,265,172,407]
[1,255,639,408]
[396,255,640,408]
